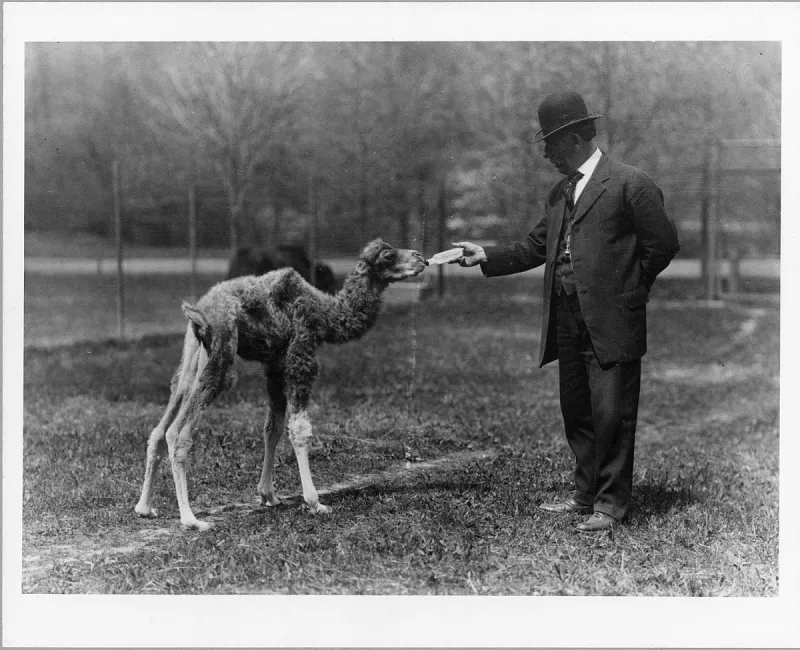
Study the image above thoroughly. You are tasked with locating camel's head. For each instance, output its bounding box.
[358,239,426,282]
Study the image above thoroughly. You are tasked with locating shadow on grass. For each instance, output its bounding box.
[212,473,493,522]
[328,474,489,501]
[632,481,695,522]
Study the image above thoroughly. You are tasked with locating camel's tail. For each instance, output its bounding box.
[182,301,212,351]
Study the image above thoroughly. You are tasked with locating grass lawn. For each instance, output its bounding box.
[24,272,223,345]
[20,274,779,595]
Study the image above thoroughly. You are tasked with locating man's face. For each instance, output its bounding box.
[542,132,573,175]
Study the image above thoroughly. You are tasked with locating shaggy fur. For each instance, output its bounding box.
[134,239,426,530]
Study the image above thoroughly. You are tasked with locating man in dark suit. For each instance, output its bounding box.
[455,91,680,532]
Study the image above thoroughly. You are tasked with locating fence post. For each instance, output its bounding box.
[700,136,711,283]
[437,177,447,298]
[188,183,197,301]
[706,139,720,301]
[727,248,741,295]
[113,159,125,338]
[308,171,317,288]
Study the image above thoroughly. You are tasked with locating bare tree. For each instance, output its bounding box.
[24,42,779,257]
[139,43,302,252]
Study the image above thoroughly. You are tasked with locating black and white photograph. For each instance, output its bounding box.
[3,2,799,647]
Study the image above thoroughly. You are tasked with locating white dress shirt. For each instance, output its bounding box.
[574,146,603,204]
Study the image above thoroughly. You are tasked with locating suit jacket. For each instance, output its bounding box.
[481,154,680,368]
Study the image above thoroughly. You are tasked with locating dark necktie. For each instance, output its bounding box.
[562,171,584,257]
[563,171,584,212]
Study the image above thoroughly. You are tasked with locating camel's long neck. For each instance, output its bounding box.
[324,267,387,344]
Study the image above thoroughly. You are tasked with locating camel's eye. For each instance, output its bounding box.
[379,249,395,264]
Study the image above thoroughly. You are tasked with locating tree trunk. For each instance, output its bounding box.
[398,203,409,249]
[700,138,711,281]
[228,193,241,254]
[273,200,284,245]
[35,46,52,121]
[242,200,263,247]
[308,172,317,287]
[359,143,370,240]
[437,176,447,298]
[417,172,428,252]
[188,184,197,301]
[359,178,369,242]
[602,43,615,155]
[113,160,125,338]
[356,88,371,241]
[700,90,714,282]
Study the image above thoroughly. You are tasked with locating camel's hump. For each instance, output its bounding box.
[198,267,296,302]
[273,266,307,295]
[238,267,311,306]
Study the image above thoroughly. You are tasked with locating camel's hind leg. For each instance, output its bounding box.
[166,408,209,531]
[164,340,235,531]
[257,368,287,506]
[135,329,199,518]
[134,388,182,518]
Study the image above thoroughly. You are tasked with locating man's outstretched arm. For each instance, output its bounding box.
[454,212,549,277]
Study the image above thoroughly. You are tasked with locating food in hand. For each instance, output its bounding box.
[426,248,464,265]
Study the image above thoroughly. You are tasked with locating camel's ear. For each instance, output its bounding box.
[360,239,385,264]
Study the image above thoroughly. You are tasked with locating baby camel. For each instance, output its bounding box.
[134,239,426,530]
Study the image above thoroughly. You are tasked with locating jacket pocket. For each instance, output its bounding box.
[622,286,649,309]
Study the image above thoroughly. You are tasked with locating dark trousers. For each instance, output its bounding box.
[555,291,641,521]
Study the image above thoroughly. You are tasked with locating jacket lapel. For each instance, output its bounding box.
[549,183,568,258]
[571,154,610,226]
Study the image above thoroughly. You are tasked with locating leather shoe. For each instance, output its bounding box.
[538,497,592,514]
[575,512,617,532]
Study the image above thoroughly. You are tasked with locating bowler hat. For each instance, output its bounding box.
[534,91,602,143]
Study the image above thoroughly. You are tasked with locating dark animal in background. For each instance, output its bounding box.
[226,247,275,279]
[226,244,338,294]
[134,239,427,530]
[275,244,338,295]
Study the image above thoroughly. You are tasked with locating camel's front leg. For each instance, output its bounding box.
[284,338,329,514]
[257,369,286,506]
[286,403,330,514]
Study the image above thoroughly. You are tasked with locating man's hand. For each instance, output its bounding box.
[451,241,487,267]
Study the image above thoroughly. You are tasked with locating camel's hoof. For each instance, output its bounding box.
[259,494,282,507]
[182,519,214,532]
[134,504,159,519]
[309,503,332,515]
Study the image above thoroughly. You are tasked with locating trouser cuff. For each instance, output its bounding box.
[593,505,623,521]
